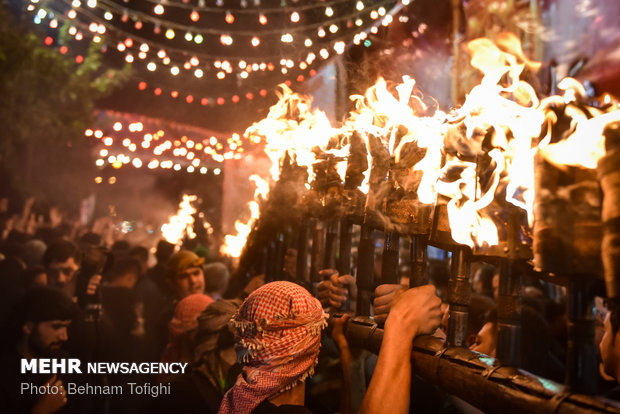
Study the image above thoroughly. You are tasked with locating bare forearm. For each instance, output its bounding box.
[339,345,354,414]
[359,328,415,414]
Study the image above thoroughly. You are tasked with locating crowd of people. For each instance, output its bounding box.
[0,195,619,414]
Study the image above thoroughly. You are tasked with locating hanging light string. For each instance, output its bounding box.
[66,0,396,38]
[129,0,362,14]
[29,0,402,105]
[86,109,260,173]
[32,0,398,80]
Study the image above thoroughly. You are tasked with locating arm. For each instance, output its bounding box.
[359,285,442,414]
[332,314,354,414]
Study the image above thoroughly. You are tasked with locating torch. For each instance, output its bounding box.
[534,114,602,393]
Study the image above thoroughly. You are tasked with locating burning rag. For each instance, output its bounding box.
[218,281,328,414]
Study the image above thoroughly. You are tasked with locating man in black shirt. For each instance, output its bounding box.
[1,287,78,414]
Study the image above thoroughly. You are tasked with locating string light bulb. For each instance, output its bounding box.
[154,4,164,15]
[225,11,234,24]
[220,34,232,45]
[281,33,293,43]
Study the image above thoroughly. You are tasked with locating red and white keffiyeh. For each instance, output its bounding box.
[218,281,328,414]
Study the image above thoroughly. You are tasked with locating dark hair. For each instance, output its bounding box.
[79,232,102,247]
[427,260,450,288]
[111,240,131,255]
[42,239,80,268]
[8,287,78,341]
[203,262,230,293]
[473,263,496,298]
[155,240,175,263]
[105,256,142,282]
[130,245,149,263]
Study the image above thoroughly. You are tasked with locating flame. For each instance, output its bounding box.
[538,79,620,169]
[221,32,620,254]
[220,175,268,258]
[244,85,338,182]
[161,194,197,245]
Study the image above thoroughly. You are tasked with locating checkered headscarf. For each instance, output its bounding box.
[218,281,327,414]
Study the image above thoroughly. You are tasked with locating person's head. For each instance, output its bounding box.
[129,245,149,276]
[203,262,230,298]
[22,239,47,268]
[105,256,142,288]
[11,287,78,357]
[110,240,131,256]
[600,300,620,381]
[470,305,555,376]
[43,240,80,288]
[195,298,241,355]
[220,281,328,414]
[466,294,496,347]
[195,299,242,392]
[155,240,176,264]
[427,260,450,301]
[161,293,214,363]
[78,232,102,248]
[472,263,496,299]
[167,250,205,299]
[471,308,498,357]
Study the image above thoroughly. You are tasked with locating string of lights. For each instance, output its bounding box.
[126,0,359,14]
[90,0,394,36]
[23,0,413,175]
[52,0,397,60]
[29,0,398,84]
[86,110,261,174]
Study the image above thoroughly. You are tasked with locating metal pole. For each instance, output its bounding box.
[296,218,310,285]
[410,236,428,287]
[338,217,353,276]
[380,231,400,285]
[566,278,597,394]
[336,321,620,414]
[447,246,470,347]
[356,225,375,316]
[310,219,326,284]
[496,260,522,367]
[323,219,338,270]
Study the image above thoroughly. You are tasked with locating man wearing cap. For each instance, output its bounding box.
[154,250,207,358]
[166,250,206,300]
[1,287,78,414]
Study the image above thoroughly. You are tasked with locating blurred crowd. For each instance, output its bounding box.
[1,194,619,414]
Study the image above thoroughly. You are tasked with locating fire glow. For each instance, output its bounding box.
[220,33,620,256]
[161,194,213,245]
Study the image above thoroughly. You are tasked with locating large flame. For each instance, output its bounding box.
[244,85,339,182]
[220,175,268,258]
[161,194,198,245]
